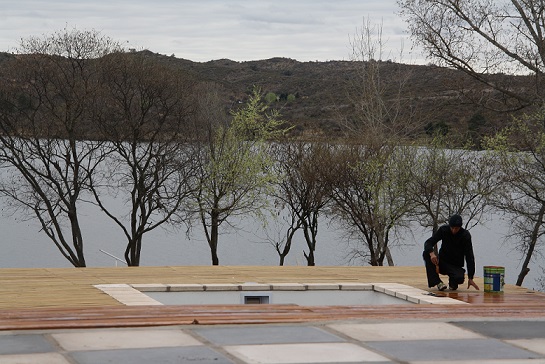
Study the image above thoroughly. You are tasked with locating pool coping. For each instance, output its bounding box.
[94,282,468,306]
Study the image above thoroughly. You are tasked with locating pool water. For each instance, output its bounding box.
[145,289,413,306]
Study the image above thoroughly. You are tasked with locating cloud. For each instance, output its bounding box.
[0,0,416,62]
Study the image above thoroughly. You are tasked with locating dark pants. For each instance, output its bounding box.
[423,251,466,288]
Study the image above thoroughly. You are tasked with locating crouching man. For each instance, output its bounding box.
[423,214,480,291]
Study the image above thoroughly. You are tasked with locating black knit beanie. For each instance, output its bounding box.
[449,214,463,227]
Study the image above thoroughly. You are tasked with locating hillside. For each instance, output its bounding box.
[0,50,529,141]
[142,51,526,140]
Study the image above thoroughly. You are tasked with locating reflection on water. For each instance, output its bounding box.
[0,198,541,291]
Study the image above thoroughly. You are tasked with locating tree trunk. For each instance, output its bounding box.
[124,238,139,266]
[377,232,394,266]
[385,246,394,266]
[68,206,86,267]
[302,221,316,266]
[516,203,545,286]
[368,236,378,266]
[209,211,220,266]
[303,249,315,266]
[210,245,219,266]
[276,224,298,266]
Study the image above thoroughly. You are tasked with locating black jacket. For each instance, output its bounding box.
[424,225,476,279]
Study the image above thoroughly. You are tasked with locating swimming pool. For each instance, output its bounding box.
[95,282,467,306]
[146,289,412,305]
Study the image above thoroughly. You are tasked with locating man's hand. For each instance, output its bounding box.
[430,252,439,266]
[467,278,480,290]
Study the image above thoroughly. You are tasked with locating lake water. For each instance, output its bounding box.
[1,197,542,291]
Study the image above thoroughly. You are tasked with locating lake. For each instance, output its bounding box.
[1,196,541,291]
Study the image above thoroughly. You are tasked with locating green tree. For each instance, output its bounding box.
[468,113,488,147]
[193,86,286,265]
[265,92,278,104]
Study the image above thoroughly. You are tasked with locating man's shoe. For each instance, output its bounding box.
[449,284,458,291]
[437,282,447,291]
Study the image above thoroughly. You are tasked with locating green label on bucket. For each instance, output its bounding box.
[483,266,505,293]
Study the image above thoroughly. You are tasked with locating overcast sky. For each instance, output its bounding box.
[1,0,423,63]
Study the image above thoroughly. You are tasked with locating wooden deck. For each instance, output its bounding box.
[0,266,544,330]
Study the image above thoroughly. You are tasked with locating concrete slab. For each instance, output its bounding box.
[131,284,168,292]
[93,283,130,289]
[240,283,271,291]
[224,342,391,363]
[304,283,341,290]
[374,283,414,294]
[93,284,163,305]
[193,325,345,346]
[203,283,240,291]
[454,321,545,339]
[168,283,205,291]
[69,346,234,364]
[339,283,373,290]
[507,339,545,356]
[1,318,544,364]
[328,322,484,341]
[373,283,415,289]
[270,283,306,291]
[52,329,202,351]
[364,339,542,362]
[388,287,437,303]
[0,334,57,355]
[0,353,71,364]
[418,295,465,304]
[410,360,545,364]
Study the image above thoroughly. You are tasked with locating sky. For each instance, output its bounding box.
[0,0,424,63]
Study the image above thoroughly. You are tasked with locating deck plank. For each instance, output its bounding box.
[0,266,543,330]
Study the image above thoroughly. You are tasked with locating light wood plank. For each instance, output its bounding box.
[0,266,542,331]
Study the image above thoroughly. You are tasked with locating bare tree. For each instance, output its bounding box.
[270,141,334,266]
[340,18,424,141]
[408,137,501,236]
[0,28,120,267]
[260,208,302,266]
[485,110,545,286]
[328,20,420,266]
[398,0,545,111]
[538,266,545,292]
[92,52,197,266]
[330,143,415,266]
